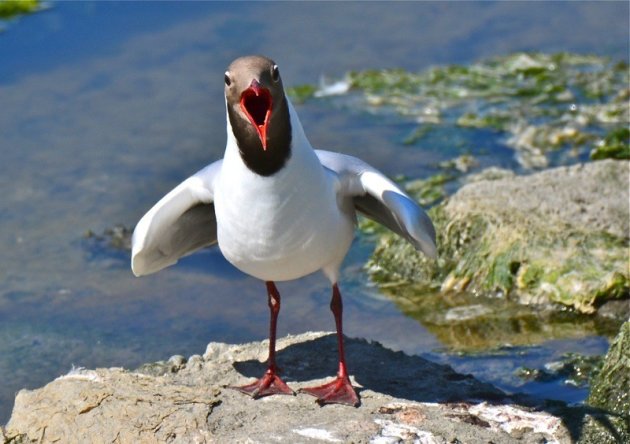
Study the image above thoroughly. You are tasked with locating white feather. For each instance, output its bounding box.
[214,103,354,282]
[131,93,436,284]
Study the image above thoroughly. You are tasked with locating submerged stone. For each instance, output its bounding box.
[372,283,620,352]
[367,160,629,315]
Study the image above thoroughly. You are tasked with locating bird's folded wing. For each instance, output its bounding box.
[131,161,222,276]
[316,150,437,259]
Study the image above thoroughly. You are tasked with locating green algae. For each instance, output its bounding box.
[405,172,454,207]
[0,0,39,20]
[285,84,317,104]
[289,52,629,168]
[591,127,630,160]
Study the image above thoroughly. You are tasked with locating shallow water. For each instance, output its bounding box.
[1,1,628,423]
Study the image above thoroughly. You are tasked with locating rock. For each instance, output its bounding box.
[368,160,629,314]
[1,332,576,443]
[580,321,630,443]
[134,354,188,376]
[2,367,220,443]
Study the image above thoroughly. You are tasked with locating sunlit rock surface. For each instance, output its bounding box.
[368,160,629,318]
[1,332,586,443]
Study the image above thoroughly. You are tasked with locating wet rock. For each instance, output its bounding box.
[1,332,575,443]
[368,160,629,315]
[580,321,630,443]
[597,299,630,321]
[134,354,188,376]
[290,52,629,169]
[516,353,604,388]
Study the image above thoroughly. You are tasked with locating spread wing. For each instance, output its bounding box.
[131,160,222,276]
[316,150,437,258]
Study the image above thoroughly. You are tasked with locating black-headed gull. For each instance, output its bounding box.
[131,55,436,406]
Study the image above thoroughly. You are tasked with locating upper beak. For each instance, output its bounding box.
[240,79,273,150]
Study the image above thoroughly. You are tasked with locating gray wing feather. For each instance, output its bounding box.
[131,161,221,276]
[162,202,217,257]
[316,150,437,258]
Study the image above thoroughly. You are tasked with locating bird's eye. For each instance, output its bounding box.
[271,65,280,82]
[224,72,231,86]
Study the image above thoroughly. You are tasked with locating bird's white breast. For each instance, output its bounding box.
[213,117,354,282]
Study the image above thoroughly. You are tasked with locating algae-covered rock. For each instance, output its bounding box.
[289,52,629,169]
[580,321,630,443]
[587,321,630,414]
[367,160,629,314]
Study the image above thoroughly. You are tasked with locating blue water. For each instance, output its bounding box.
[1,1,628,424]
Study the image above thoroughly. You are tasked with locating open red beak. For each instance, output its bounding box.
[240,79,273,150]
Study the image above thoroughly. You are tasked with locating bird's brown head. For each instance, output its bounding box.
[224,56,291,176]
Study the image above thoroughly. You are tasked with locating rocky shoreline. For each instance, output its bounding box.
[0,332,585,443]
[3,330,628,443]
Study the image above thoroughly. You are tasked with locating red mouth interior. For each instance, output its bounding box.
[240,86,272,149]
[242,89,271,125]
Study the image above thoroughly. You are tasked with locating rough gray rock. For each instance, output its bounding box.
[453,160,629,240]
[368,160,630,314]
[1,332,577,443]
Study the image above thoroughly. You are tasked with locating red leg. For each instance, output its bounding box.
[231,281,294,398]
[300,284,360,407]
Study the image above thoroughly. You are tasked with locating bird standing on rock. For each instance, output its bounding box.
[131,55,437,407]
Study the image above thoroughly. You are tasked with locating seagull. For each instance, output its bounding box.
[131,55,436,407]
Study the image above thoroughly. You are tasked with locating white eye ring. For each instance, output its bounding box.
[272,65,280,82]
[224,71,232,86]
